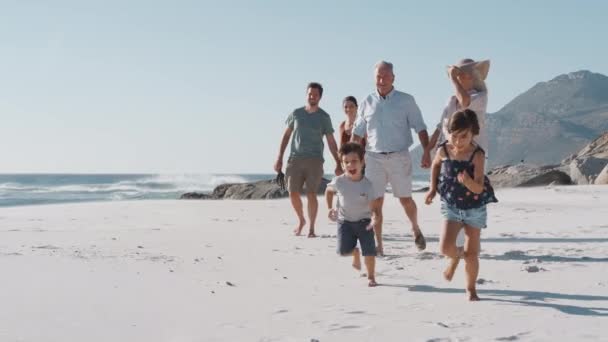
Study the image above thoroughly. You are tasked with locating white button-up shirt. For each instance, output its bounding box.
[353,88,427,153]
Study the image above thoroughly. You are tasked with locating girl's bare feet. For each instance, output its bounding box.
[352,248,361,270]
[293,219,306,236]
[368,278,377,287]
[307,230,317,238]
[443,256,461,281]
[466,288,480,301]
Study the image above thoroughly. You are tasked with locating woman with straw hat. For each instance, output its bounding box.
[428,58,491,154]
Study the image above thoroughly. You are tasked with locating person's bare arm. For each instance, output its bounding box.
[419,129,431,168]
[458,151,485,194]
[417,129,429,151]
[325,187,337,221]
[428,128,440,152]
[274,127,293,172]
[425,147,443,204]
[449,66,471,107]
[337,122,345,149]
[326,134,343,175]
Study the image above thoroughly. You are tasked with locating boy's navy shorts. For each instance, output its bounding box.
[337,218,377,256]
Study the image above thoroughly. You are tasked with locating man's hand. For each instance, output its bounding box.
[274,158,283,173]
[424,188,437,205]
[328,208,338,222]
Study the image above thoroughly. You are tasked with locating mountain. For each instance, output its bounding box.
[487,70,608,166]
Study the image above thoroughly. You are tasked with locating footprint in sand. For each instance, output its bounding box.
[495,331,531,341]
[476,278,497,285]
[346,310,366,315]
[328,324,361,332]
[522,265,546,273]
[33,245,61,250]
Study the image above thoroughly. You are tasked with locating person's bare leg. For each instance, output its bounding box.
[399,197,425,249]
[440,220,464,281]
[371,197,384,255]
[306,192,318,237]
[364,255,377,287]
[351,248,361,270]
[289,192,306,236]
[464,225,481,301]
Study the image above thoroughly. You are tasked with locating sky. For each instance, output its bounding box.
[1,0,607,174]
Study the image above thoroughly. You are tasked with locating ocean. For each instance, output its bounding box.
[0,174,429,207]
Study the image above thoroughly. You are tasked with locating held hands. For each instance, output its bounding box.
[335,164,344,176]
[424,188,436,205]
[328,208,338,222]
[421,149,432,169]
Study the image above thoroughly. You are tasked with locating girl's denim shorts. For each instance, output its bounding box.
[440,201,487,229]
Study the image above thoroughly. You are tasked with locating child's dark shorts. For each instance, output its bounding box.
[337,218,377,256]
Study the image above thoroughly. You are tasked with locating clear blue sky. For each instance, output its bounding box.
[1,0,606,174]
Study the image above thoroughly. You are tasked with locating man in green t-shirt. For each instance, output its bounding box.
[274,82,343,238]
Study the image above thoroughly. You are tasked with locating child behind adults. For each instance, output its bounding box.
[325,142,379,287]
[424,109,498,301]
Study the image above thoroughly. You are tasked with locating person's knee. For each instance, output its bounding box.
[440,242,452,256]
[399,197,414,205]
[463,249,479,260]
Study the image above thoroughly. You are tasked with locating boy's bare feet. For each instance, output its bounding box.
[307,230,317,238]
[352,248,361,270]
[293,219,306,236]
[443,256,460,281]
[368,278,377,287]
[466,288,480,301]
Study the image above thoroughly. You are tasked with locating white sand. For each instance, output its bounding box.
[1,185,607,341]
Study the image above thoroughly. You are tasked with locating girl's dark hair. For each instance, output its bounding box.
[343,96,358,107]
[448,109,480,135]
[339,142,365,160]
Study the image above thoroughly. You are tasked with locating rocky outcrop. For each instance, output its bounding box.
[488,131,607,187]
[595,164,608,185]
[487,164,572,188]
[562,132,608,184]
[180,178,330,200]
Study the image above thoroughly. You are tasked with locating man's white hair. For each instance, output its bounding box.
[374,60,394,74]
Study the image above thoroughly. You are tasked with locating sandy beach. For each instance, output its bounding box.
[1,185,607,341]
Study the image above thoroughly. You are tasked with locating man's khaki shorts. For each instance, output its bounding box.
[285,158,324,193]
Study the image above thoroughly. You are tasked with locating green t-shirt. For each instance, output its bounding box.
[286,107,334,161]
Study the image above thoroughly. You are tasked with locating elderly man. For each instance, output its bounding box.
[275,82,343,238]
[352,61,430,255]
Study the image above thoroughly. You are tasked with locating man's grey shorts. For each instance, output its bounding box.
[337,218,377,256]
